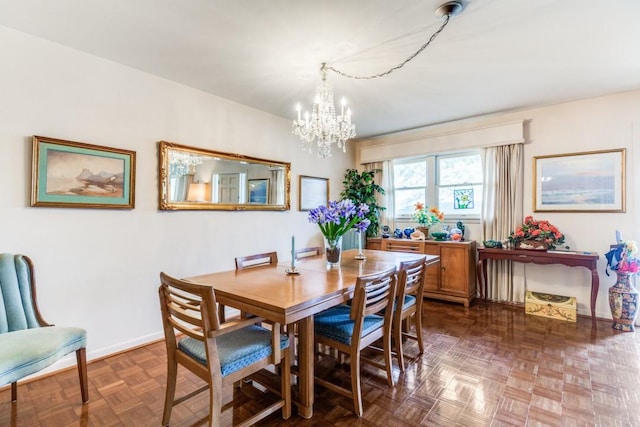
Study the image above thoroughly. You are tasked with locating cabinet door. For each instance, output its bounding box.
[439,245,469,296]
[366,238,382,251]
[423,244,440,292]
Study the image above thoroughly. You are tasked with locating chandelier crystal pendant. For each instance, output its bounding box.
[292,63,356,159]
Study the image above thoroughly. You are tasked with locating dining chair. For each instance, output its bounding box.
[223,251,279,322]
[0,253,88,403]
[294,246,323,260]
[392,256,427,371]
[158,272,291,427]
[313,266,397,416]
[235,251,278,270]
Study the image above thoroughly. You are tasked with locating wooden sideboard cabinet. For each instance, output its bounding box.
[368,237,477,307]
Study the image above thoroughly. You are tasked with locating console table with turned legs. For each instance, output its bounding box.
[476,247,600,325]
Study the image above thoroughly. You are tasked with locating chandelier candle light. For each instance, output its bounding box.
[292,1,467,159]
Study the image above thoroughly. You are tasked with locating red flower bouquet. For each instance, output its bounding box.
[508,216,566,250]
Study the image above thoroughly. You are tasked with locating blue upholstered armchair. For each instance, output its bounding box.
[0,254,88,403]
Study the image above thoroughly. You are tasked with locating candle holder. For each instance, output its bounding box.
[287,234,300,274]
[355,231,366,260]
[285,266,300,275]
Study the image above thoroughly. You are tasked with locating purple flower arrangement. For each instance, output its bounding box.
[308,199,370,240]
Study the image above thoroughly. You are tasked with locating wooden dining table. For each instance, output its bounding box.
[185,248,438,418]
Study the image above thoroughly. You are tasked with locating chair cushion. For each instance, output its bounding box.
[0,326,87,386]
[402,295,416,310]
[314,304,384,345]
[178,324,289,377]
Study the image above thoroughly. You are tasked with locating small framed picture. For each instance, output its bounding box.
[248,178,269,204]
[299,175,329,211]
[31,135,136,209]
[533,148,625,212]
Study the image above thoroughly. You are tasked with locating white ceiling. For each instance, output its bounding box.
[0,0,639,139]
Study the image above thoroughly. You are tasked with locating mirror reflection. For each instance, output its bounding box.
[158,141,290,211]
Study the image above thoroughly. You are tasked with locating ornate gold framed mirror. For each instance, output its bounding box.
[158,141,291,211]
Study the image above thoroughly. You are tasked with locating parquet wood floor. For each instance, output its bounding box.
[3,300,640,426]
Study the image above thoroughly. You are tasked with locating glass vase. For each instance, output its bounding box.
[324,235,343,268]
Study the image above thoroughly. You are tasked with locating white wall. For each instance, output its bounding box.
[358,89,640,319]
[0,26,354,372]
[519,92,639,318]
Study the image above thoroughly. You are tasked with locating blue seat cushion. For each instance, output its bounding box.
[387,295,416,314]
[0,326,87,386]
[314,304,384,345]
[402,295,416,310]
[178,324,289,377]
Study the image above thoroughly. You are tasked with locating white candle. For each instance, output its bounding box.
[291,235,296,268]
[616,230,622,243]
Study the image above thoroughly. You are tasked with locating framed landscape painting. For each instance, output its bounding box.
[31,136,136,209]
[533,148,625,212]
[248,178,269,204]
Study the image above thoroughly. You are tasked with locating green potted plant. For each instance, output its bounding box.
[340,169,385,237]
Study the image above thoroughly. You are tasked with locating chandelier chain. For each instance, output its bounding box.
[326,13,451,80]
[293,2,464,157]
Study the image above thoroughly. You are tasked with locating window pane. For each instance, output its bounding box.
[394,161,426,188]
[438,184,483,216]
[438,154,482,185]
[395,189,425,216]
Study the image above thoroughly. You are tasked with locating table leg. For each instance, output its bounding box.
[297,316,314,418]
[476,258,488,300]
[590,267,599,327]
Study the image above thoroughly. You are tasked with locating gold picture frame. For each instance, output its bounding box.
[31,135,136,209]
[533,148,625,212]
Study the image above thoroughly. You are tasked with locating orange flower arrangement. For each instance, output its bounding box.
[413,202,444,226]
[508,216,566,250]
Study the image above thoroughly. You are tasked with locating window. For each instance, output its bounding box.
[392,151,483,220]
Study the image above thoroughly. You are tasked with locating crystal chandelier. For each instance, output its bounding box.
[292,1,467,158]
[293,64,355,159]
[169,150,203,176]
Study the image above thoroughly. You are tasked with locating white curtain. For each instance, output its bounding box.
[363,161,393,230]
[169,174,190,201]
[270,169,283,205]
[481,144,525,302]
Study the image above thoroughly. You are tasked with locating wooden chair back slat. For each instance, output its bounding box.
[295,247,322,260]
[235,252,278,270]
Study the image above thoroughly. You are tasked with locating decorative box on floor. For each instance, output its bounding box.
[525,291,577,322]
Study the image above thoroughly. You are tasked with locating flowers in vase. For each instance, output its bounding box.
[307,199,370,240]
[412,202,444,227]
[507,216,566,250]
[605,240,640,275]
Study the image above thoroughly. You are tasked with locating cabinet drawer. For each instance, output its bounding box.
[381,239,424,253]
